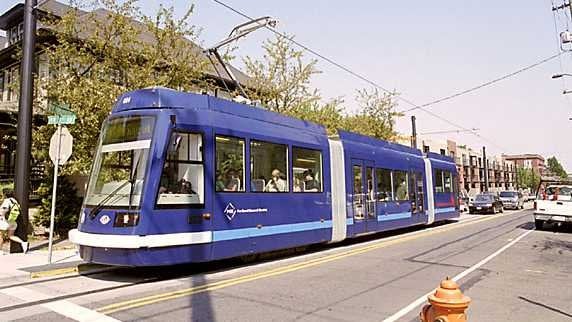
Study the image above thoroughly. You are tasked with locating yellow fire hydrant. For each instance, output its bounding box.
[420,277,471,322]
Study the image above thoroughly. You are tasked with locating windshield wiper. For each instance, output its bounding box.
[128,150,144,212]
[88,180,131,219]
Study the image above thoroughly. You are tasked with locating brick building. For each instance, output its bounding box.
[502,154,545,176]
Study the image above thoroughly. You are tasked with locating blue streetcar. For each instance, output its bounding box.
[69,87,460,266]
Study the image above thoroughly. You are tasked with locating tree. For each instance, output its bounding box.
[546,156,567,179]
[517,167,540,191]
[341,88,402,141]
[31,0,209,235]
[244,35,401,140]
[33,0,208,175]
[244,34,320,113]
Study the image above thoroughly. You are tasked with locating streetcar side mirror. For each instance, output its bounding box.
[169,133,182,153]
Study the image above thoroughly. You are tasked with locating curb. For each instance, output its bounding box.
[20,261,116,279]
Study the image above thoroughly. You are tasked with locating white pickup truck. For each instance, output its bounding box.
[534,184,572,229]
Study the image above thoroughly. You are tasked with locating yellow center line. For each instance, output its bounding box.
[98,213,505,315]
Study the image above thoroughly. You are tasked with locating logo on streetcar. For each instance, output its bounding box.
[223,202,268,221]
[224,203,238,220]
[99,215,111,225]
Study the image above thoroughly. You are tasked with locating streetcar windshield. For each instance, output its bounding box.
[84,116,155,208]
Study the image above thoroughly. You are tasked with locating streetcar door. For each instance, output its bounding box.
[352,159,376,235]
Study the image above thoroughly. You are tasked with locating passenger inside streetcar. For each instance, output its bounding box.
[264,169,287,192]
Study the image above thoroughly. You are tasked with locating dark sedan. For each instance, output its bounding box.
[469,193,504,214]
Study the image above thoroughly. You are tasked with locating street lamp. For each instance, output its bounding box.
[552,73,572,79]
[563,90,572,95]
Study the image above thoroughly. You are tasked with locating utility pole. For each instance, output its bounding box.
[482,146,489,192]
[410,115,417,149]
[551,1,572,21]
[12,0,37,253]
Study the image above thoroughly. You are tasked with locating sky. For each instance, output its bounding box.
[2,0,571,170]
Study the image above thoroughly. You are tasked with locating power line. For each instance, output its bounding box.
[419,128,479,136]
[401,52,562,113]
[211,0,515,152]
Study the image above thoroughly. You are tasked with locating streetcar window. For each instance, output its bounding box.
[292,147,322,193]
[250,140,289,192]
[393,171,409,201]
[416,172,424,212]
[444,171,452,193]
[353,165,364,220]
[375,168,393,202]
[215,136,245,192]
[434,169,445,193]
[157,132,204,206]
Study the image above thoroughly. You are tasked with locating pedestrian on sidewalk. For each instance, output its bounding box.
[0,189,29,255]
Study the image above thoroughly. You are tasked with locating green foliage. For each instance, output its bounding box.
[244,35,401,141]
[33,0,208,176]
[546,156,567,179]
[33,174,83,238]
[0,181,14,194]
[517,168,540,191]
[244,34,320,113]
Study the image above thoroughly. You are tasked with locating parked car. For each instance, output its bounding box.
[499,190,525,210]
[534,184,572,229]
[526,193,537,202]
[469,193,504,214]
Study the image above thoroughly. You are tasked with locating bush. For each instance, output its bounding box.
[33,174,83,239]
[0,180,14,193]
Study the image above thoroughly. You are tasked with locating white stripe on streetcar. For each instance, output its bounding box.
[382,228,534,322]
[100,139,151,153]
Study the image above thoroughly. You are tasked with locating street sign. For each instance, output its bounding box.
[48,114,76,125]
[48,102,76,125]
[50,102,73,115]
[49,126,73,166]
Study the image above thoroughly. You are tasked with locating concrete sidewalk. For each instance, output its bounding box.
[0,247,81,283]
[0,237,84,287]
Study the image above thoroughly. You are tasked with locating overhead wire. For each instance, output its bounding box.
[211,0,552,153]
[400,52,563,113]
[550,0,572,105]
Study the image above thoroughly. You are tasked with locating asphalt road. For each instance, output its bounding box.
[1,206,571,322]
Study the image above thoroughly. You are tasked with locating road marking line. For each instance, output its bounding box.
[382,228,534,322]
[1,286,120,322]
[97,211,517,315]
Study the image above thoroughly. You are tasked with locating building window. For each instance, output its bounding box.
[393,170,409,201]
[375,168,393,201]
[157,132,204,206]
[6,70,11,101]
[215,136,245,192]
[440,149,446,156]
[423,145,430,153]
[0,72,4,102]
[250,140,288,192]
[8,23,24,45]
[292,147,322,192]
